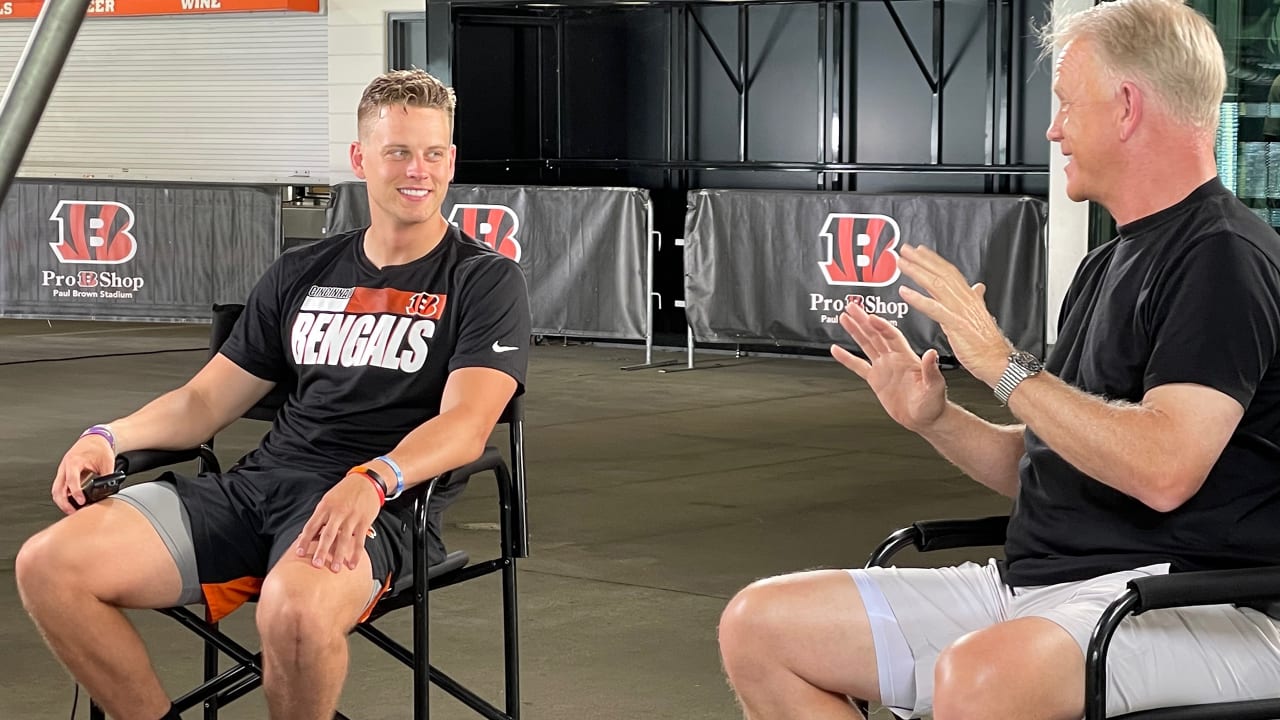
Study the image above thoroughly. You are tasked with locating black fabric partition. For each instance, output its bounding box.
[327,182,650,340]
[0,179,279,321]
[683,189,1048,357]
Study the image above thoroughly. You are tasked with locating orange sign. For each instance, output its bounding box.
[0,0,320,19]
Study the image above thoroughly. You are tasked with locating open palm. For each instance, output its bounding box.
[830,306,947,433]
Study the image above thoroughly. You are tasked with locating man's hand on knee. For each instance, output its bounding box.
[293,474,383,573]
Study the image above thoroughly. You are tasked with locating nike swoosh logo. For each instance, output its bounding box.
[492,341,519,353]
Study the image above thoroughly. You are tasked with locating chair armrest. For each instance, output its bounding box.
[404,446,524,560]
[1083,566,1280,719]
[402,447,507,502]
[865,515,1010,568]
[1126,566,1280,614]
[115,446,212,476]
[912,515,1010,552]
[437,446,507,490]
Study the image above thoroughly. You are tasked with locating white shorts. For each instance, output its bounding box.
[851,559,1280,718]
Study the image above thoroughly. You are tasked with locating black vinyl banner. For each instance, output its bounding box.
[327,183,650,339]
[0,180,280,321]
[683,190,1048,356]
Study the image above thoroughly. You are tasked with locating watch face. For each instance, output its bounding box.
[1011,350,1043,373]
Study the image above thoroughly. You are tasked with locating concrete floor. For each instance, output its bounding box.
[0,318,1016,719]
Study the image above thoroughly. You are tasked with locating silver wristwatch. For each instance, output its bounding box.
[993,350,1043,405]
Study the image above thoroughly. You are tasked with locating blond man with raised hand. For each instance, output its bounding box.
[719,1,1280,718]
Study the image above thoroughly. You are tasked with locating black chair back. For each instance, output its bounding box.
[210,303,292,422]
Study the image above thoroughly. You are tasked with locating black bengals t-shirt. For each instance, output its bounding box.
[1003,178,1280,587]
[218,225,530,480]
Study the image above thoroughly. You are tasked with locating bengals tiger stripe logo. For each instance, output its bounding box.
[48,201,138,265]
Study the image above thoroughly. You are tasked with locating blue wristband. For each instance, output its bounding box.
[377,455,405,500]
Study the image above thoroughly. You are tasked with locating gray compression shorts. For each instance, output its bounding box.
[115,480,385,615]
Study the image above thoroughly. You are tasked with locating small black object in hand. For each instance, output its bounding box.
[69,472,126,509]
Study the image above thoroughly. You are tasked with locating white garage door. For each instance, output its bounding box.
[0,13,328,184]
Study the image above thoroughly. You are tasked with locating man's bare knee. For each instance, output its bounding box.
[934,620,1082,720]
[18,501,184,611]
[15,527,72,606]
[256,565,363,656]
[258,579,330,651]
[16,519,107,606]
[721,572,880,719]
[933,634,1005,720]
[719,580,784,678]
[719,571,875,687]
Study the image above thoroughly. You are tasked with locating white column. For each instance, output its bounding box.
[1045,0,1096,346]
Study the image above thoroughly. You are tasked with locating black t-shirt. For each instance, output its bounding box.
[1003,178,1280,586]
[218,225,531,480]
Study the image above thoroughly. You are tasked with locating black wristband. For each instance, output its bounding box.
[352,465,390,496]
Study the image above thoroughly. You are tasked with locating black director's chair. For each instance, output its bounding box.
[88,302,528,720]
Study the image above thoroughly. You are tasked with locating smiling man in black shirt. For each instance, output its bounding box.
[16,69,530,720]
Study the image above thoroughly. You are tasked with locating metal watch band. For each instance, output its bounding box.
[994,364,1031,405]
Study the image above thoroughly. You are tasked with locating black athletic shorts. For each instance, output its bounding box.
[157,466,465,623]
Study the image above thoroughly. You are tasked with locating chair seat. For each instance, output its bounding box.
[362,550,470,623]
[429,549,470,581]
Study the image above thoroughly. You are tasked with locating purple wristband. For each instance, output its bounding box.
[80,425,115,452]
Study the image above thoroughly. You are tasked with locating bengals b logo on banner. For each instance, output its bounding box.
[447,204,522,262]
[817,213,902,287]
[48,201,138,264]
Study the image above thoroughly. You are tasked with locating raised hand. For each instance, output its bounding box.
[831,301,948,433]
[896,244,1012,387]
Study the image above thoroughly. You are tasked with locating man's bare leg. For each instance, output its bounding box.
[932,617,1085,720]
[16,499,185,720]
[256,550,375,720]
[719,570,880,720]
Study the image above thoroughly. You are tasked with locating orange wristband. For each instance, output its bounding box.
[351,466,387,505]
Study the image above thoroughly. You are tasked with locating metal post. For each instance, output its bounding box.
[737,5,749,163]
[835,2,848,191]
[660,293,727,374]
[930,0,945,164]
[657,322,726,373]
[425,0,454,86]
[659,237,702,374]
[679,5,690,190]
[621,201,677,371]
[664,5,674,190]
[413,482,436,720]
[644,205,657,365]
[817,2,828,190]
[553,15,565,186]
[1005,0,1019,193]
[0,0,93,207]
[984,0,998,193]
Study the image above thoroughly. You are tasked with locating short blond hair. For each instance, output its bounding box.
[1040,0,1225,132]
[357,69,456,139]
